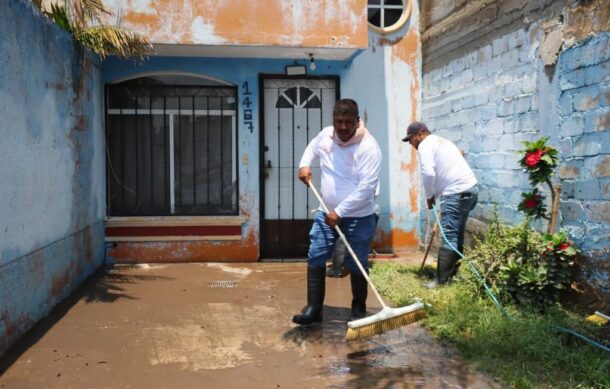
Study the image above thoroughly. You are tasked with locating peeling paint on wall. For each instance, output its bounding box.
[373,227,419,252]
[421,0,610,300]
[102,3,424,257]
[190,16,227,44]
[1,0,105,356]
[563,0,610,46]
[108,229,259,263]
[365,18,422,251]
[105,0,368,48]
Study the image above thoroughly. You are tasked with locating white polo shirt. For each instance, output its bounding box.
[299,126,381,218]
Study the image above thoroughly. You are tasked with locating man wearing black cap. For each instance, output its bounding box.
[403,122,478,286]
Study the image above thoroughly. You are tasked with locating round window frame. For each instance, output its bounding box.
[367,0,413,35]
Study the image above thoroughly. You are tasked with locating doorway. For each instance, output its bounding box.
[260,76,338,258]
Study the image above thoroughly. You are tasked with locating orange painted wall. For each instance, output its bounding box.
[392,28,422,250]
[108,229,259,263]
[104,0,368,48]
[366,21,422,252]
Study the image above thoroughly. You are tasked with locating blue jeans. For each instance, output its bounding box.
[440,186,478,254]
[308,211,377,273]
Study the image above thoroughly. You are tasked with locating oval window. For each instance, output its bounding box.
[367,0,412,35]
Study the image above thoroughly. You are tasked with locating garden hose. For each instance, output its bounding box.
[430,204,509,318]
[431,204,610,354]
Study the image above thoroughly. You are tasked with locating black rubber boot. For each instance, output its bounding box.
[327,240,346,278]
[292,266,326,325]
[350,272,368,320]
[437,246,460,284]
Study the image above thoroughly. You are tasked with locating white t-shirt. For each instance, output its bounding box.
[417,134,477,199]
[299,126,381,218]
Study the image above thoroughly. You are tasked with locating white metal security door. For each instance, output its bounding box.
[261,77,338,258]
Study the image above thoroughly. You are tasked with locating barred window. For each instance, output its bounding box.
[367,0,412,34]
[105,75,238,216]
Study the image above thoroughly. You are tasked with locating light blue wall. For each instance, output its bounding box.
[344,47,393,234]
[344,3,424,249]
[0,0,105,355]
[103,55,412,242]
[423,25,540,225]
[556,32,610,293]
[422,17,609,294]
[344,31,422,246]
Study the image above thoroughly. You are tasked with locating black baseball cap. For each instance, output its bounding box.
[402,122,428,142]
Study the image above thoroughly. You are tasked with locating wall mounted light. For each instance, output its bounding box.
[309,53,316,71]
[285,64,306,75]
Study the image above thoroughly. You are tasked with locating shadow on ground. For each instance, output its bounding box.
[0,266,171,375]
[84,266,171,303]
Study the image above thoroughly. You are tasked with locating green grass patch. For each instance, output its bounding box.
[370,261,610,389]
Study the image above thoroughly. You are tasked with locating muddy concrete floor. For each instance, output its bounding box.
[0,260,501,388]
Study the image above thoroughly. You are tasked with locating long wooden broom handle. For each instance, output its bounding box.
[307,181,388,309]
[419,220,437,271]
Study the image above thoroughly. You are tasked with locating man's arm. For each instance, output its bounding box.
[418,142,437,201]
[298,131,322,185]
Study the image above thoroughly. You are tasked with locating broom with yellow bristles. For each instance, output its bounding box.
[307,181,425,341]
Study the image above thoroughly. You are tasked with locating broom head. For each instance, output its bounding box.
[586,311,609,326]
[346,302,425,341]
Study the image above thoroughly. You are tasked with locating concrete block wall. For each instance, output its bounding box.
[422,24,539,224]
[556,32,610,293]
[421,0,468,30]
[421,0,609,297]
[0,0,105,356]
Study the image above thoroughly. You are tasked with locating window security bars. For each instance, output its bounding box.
[106,83,238,216]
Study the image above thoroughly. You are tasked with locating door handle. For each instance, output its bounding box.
[265,160,272,169]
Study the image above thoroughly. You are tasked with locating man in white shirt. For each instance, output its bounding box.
[292,99,381,326]
[403,122,478,286]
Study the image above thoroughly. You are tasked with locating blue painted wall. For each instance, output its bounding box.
[422,11,609,296]
[0,0,105,355]
[103,54,417,250]
[556,32,610,293]
[103,56,349,248]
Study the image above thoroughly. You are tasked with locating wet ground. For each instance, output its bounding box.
[0,258,502,388]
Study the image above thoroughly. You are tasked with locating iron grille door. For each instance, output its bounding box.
[261,77,338,258]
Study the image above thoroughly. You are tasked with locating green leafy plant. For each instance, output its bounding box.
[517,188,547,219]
[539,231,577,293]
[34,0,152,60]
[464,208,577,307]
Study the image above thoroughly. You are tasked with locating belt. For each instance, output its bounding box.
[460,190,477,198]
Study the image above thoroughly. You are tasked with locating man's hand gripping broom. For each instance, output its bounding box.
[307,181,425,341]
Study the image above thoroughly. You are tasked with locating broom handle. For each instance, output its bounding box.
[419,221,437,271]
[307,181,388,309]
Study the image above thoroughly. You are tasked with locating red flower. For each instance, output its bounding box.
[558,242,571,251]
[525,150,543,167]
[524,197,539,209]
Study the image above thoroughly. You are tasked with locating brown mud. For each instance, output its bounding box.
[0,262,501,388]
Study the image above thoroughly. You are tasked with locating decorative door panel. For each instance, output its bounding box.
[261,77,338,258]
